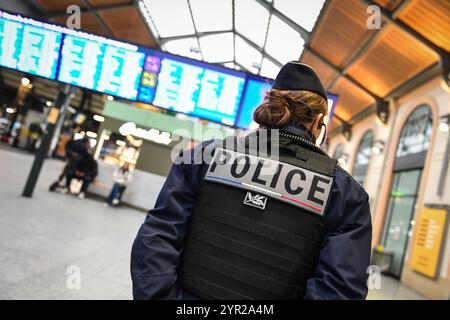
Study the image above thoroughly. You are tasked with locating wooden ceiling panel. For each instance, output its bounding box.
[301,51,338,88]
[331,78,375,121]
[347,25,439,97]
[99,7,158,47]
[37,0,86,12]
[309,0,374,68]
[373,0,404,11]
[330,117,341,132]
[88,0,133,7]
[399,0,450,52]
[53,13,109,36]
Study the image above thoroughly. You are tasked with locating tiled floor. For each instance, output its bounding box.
[0,145,146,299]
[0,145,428,300]
[367,275,427,300]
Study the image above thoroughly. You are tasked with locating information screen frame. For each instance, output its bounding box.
[0,9,337,129]
[0,10,63,81]
[135,49,253,126]
[56,32,147,100]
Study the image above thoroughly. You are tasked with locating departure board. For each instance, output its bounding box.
[139,56,245,125]
[58,34,145,100]
[0,13,61,79]
[236,79,272,129]
[0,10,338,128]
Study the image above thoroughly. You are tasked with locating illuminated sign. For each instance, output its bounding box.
[58,34,145,100]
[0,13,61,79]
[0,10,338,128]
[138,56,245,126]
[119,122,171,145]
[410,207,447,278]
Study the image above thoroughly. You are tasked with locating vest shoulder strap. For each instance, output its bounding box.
[281,142,337,176]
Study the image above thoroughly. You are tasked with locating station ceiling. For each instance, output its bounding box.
[301,0,449,131]
[3,0,450,133]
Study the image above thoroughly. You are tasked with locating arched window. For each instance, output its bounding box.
[352,130,374,185]
[333,144,344,160]
[396,105,433,157]
[382,105,433,278]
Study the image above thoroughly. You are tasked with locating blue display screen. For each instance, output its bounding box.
[236,79,272,129]
[0,10,337,128]
[236,82,339,130]
[0,12,61,79]
[58,34,145,100]
[138,54,245,125]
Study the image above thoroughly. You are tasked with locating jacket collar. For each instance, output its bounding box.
[281,123,315,143]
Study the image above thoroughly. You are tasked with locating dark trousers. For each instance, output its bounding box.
[107,183,126,205]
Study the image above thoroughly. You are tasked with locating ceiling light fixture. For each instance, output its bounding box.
[21,77,30,86]
[371,140,385,154]
[439,114,450,133]
[86,131,98,139]
[93,114,105,122]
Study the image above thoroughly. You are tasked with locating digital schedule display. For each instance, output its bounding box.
[0,12,61,80]
[236,79,272,129]
[58,34,145,100]
[138,56,246,125]
[0,10,337,128]
[236,82,339,130]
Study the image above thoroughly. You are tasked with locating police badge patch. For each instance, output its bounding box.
[205,147,334,216]
[243,192,267,210]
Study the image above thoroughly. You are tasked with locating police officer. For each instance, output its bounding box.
[131,62,372,300]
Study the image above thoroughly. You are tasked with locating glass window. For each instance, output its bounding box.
[396,105,432,157]
[260,57,280,79]
[199,32,234,63]
[190,0,232,32]
[234,0,270,48]
[162,38,202,60]
[354,131,374,166]
[333,144,344,160]
[143,0,195,37]
[273,0,326,32]
[352,131,374,185]
[264,15,305,64]
[383,169,422,277]
[381,105,433,278]
[235,35,263,74]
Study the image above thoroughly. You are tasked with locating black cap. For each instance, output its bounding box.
[272,61,327,101]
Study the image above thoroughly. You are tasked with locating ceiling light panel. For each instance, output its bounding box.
[265,15,304,64]
[223,62,236,69]
[199,32,234,63]
[163,37,202,60]
[260,57,280,79]
[235,0,270,48]
[138,0,160,38]
[143,0,195,37]
[273,0,326,32]
[235,35,263,74]
[190,0,232,32]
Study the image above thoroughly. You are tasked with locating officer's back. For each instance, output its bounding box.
[130,62,372,300]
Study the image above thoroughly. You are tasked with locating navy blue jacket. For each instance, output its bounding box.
[131,126,372,300]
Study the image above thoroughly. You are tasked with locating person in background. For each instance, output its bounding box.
[65,152,98,199]
[26,122,43,152]
[105,162,133,206]
[49,137,90,192]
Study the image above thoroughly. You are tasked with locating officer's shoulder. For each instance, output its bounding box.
[334,165,369,200]
[175,139,222,167]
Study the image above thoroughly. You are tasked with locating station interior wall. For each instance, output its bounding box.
[328,77,450,299]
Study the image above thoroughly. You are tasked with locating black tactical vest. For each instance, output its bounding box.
[179,131,337,299]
